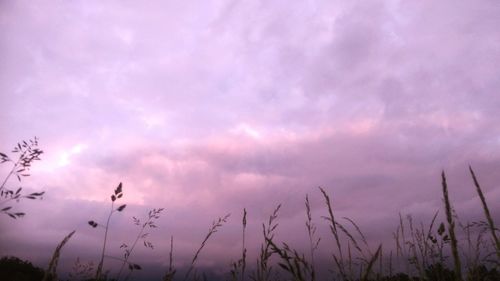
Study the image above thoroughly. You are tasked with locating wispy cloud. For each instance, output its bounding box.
[1,0,500,276]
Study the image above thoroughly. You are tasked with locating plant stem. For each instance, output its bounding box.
[242,208,247,281]
[441,171,462,281]
[0,156,22,192]
[169,235,174,272]
[469,166,500,262]
[116,221,148,280]
[95,202,114,280]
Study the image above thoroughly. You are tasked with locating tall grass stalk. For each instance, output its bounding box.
[42,230,76,281]
[406,215,424,279]
[441,171,463,281]
[230,208,248,281]
[425,211,439,266]
[399,213,410,273]
[251,204,281,281]
[305,195,320,281]
[343,217,371,256]
[184,214,230,281]
[266,238,311,281]
[116,208,164,280]
[319,187,347,280]
[242,208,247,281]
[95,201,114,280]
[162,236,176,281]
[360,244,382,281]
[90,183,126,280]
[469,165,500,262]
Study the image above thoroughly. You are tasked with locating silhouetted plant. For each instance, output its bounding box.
[230,208,247,281]
[441,171,463,281]
[361,244,382,281]
[250,204,281,281]
[184,213,230,281]
[162,235,176,281]
[423,262,455,281]
[69,257,95,281]
[88,182,127,280]
[266,237,312,281]
[469,166,500,262]
[466,264,500,281]
[42,230,76,281]
[2,167,499,281]
[319,187,348,280]
[0,137,44,219]
[116,207,164,281]
[305,195,320,281]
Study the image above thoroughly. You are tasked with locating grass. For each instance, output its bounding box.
[88,182,127,280]
[468,166,500,262]
[1,140,499,280]
[42,230,76,281]
[0,137,44,219]
[441,171,462,281]
[183,213,231,281]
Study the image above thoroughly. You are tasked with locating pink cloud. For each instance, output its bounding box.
[1,0,500,279]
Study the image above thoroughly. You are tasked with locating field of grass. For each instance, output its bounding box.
[1,139,499,281]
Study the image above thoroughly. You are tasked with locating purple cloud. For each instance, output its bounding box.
[1,0,500,279]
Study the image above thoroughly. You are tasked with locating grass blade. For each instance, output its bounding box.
[42,230,76,281]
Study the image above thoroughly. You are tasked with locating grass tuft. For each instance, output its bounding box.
[441,171,463,281]
[469,165,500,262]
[42,230,76,281]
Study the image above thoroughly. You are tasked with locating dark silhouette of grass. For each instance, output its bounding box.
[469,166,500,262]
[1,140,499,281]
[42,230,76,281]
[183,214,230,281]
[229,208,247,281]
[441,171,463,281]
[87,183,127,280]
[0,137,44,219]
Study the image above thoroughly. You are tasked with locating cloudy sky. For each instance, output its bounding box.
[1,0,500,279]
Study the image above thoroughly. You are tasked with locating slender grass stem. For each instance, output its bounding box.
[441,171,463,281]
[469,165,500,262]
[95,202,114,280]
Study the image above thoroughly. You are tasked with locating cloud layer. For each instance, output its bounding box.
[1,0,500,278]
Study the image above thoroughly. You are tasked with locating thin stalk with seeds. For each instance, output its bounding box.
[347,241,353,280]
[230,208,248,281]
[319,187,347,280]
[251,204,281,281]
[442,171,463,281]
[163,236,176,281]
[361,244,382,281]
[469,165,500,262]
[184,214,230,281]
[399,213,409,273]
[116,208,164,280]
[305,194,320,281]
[90,183,127,280]
[242,208,247,281]
[95,200,114,280]
[343,216,371,257]
[266,238,310,281]
[43,230,76,281]
[408,215,424,279]
[378,245,383,279]
[425,210,440,265]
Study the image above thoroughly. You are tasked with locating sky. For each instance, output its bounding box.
[1,0,500,279]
